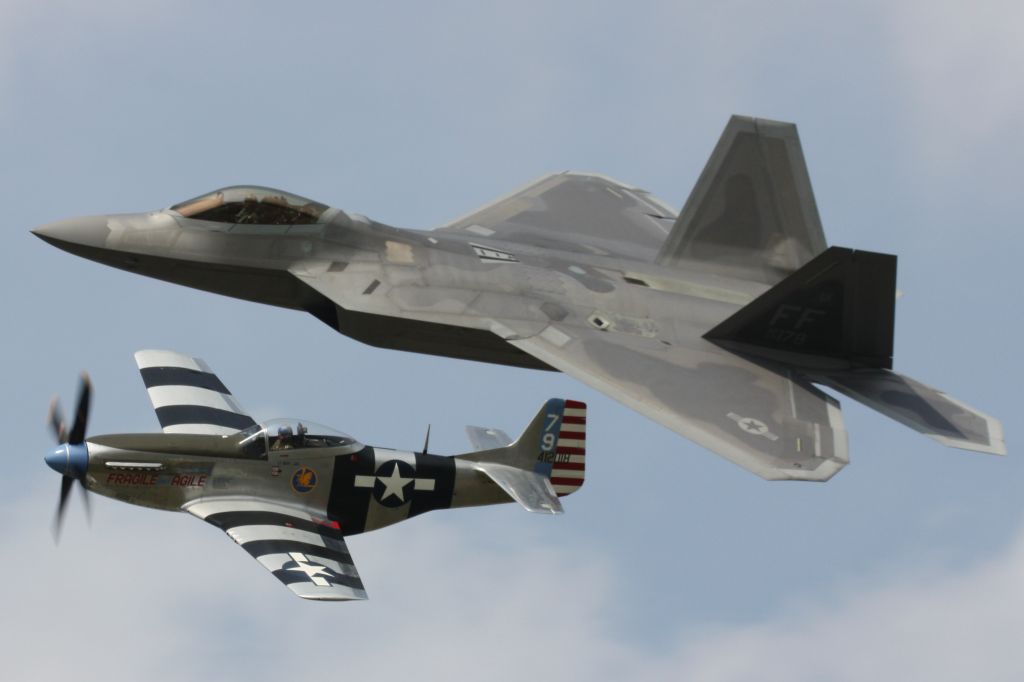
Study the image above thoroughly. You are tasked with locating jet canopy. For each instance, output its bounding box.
[238,419,362,458]
[170,186,329,225]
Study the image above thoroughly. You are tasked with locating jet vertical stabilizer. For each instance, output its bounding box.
[657,115,828,283]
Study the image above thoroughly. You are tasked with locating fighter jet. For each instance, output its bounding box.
[33,116,1005,481]
[45,350,586,601]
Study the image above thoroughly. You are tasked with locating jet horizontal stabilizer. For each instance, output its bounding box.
[811,369,1006,456]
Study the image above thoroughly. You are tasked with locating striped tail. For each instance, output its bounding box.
[534,399,586,497]
[455,398,587,510]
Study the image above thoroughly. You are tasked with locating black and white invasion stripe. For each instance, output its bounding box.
[186,499,367,601]
[134,350,256,436]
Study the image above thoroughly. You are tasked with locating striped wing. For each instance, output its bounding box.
[184,498,367,601]
[134,349,256,435]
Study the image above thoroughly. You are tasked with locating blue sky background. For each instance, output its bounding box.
[2,2,1022,680]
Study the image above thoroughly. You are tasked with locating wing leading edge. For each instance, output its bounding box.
[437,172,677,259]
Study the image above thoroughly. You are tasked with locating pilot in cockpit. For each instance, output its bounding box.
[272,425,294,450]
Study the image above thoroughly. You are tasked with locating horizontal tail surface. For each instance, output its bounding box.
[464,426,513,451]
[812,369,1006,455]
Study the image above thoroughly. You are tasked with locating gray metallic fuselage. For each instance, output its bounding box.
[34,207,765,371]
[33,120,1006,483]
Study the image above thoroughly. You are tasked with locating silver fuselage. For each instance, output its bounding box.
[85,431,513,536]
[34,207,769,372]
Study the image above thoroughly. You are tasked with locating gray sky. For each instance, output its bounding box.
[3,1,1022,680]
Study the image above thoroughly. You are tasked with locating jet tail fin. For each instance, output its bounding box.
[657,116,828,283]
[812,370,1006,456]
[456,399,586,513]
[705,246,896,370]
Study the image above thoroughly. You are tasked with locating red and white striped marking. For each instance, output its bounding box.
[551,400,585,496]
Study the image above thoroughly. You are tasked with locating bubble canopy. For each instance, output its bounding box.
[170,186,329,225]
[237,419,362,458]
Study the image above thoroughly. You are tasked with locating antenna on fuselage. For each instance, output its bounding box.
[422,424,431,455]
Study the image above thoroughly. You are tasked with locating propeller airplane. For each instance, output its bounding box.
[43,350,586,601]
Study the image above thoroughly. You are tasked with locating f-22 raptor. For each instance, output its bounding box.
[45,350,586,601]
[33,116,1005,481]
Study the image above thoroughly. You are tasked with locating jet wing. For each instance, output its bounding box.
[509,325,848,481]
[184,498,367,601]
[134,349,256,436]
[437,172,677,258]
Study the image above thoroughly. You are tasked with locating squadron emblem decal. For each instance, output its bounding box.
[291,465,318,493]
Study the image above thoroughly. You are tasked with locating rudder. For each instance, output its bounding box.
[532,399,586,497]
[657,116,828,283]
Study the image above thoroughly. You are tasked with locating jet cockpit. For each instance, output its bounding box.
[170,186,329,225]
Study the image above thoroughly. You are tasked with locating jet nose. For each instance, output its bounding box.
[44,443,89,478]
[32,215,111,249]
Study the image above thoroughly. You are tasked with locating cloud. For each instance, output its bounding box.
[649,529,1024,682]
[8,480,1024,682]
[883,1,1024,168]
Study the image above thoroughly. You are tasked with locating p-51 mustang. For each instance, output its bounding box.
[44,350,586,601]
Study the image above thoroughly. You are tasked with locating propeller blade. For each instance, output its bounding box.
[53,476,74,542]
[79,480,92,524]
[67,372,91,445]
[47,397,67,443]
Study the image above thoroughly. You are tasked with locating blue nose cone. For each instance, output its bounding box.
[45,443,89,478]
